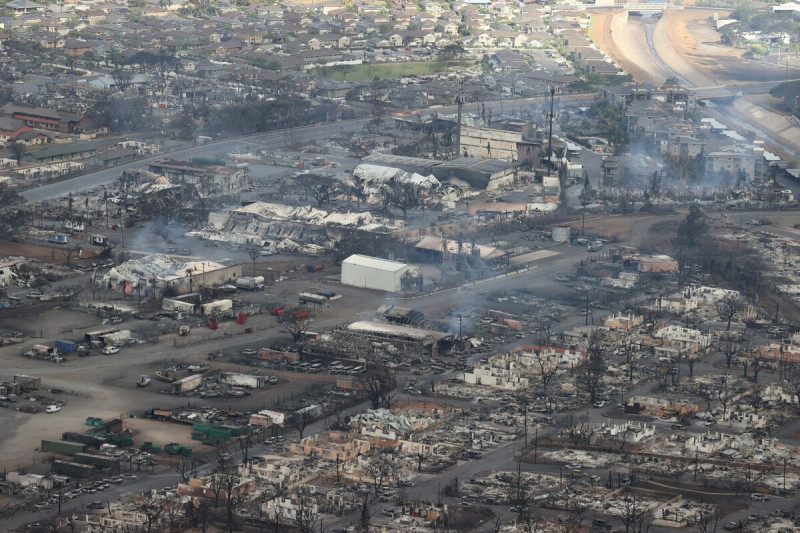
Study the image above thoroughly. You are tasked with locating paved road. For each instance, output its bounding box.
[20,94,597,204]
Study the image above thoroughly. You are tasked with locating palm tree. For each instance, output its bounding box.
[248,246,260,276]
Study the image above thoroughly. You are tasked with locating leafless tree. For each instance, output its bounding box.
[519,507,545,533]
[717,294,744,331]
[238,426,254,465]
[695,509,721,533]
[576,355,606,406]
[210,459,249,533]
[750,355,765,383]
[785,363,800,413]
[195,500,213,533]
[715,375,734,417]
[587,328,604,358]
[281,316,310,343]
[176,453,198,483]
[570,503,590,528]
[696,382,717,413]
[492,515,504,533]
[163,493,185,532]
[134,493,165,533]
[293,496,320,533]
[533,318,554,345]
[111,68,134,93]
[611,493,654,533]
[292,409,312,439]
[357,493,374,533]
[532,349,558,397]
[744,384,767,413]
[368,454,395,496]
[357,368,397,409]
[556,413,595,446]
[62,245,80,266]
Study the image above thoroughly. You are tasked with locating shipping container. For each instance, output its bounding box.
[55,340,77,353]
[102,419,123,434]
[62,432,106,448]
[41,439,87,455]
[236,277,264,291]
[257,409,285,425]
[248,413,274,427]
[219,372,265,389]
[147,408,173,420]
[316,290,337,298]
[84,329,119,343]
[14,374,41,391]
[73,453,121,470]
[51,460,93,478]
[299,292,327,305]
[171,374,204,394]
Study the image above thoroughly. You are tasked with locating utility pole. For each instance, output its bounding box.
[523,397,528,452]
[455,78,463,159]
[547,85,556,175]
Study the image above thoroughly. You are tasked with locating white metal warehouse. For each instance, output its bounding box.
[340,254,412,292]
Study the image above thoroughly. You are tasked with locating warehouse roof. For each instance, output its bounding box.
[436,157,516,175]
[102,253,228,287]
[347,321,453,343]
[342,254,408,272]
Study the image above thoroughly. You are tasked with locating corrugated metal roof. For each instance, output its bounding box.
[347,321,453,342]
[342,254,408,272]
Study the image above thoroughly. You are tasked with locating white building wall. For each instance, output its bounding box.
[340,255,410,292]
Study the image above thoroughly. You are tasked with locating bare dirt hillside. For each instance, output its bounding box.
[589,11,671,85]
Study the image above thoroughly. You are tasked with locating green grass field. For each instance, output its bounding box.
[312,61,473,81]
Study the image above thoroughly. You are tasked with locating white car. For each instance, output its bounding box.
[102,346,120,355]
[45,405,61,413]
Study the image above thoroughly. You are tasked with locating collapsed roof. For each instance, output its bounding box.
[102,253,227,288]
[352,164,441,191]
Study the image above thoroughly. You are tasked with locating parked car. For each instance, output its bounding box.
[45,405,61,413]
[26,291,42,299]
[103,345,120,355]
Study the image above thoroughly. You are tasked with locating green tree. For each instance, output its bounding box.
[383,181,420,218]
[437,43,466,61]
[676,205,708,247]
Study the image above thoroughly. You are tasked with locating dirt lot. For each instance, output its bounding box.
[660,10,800,84]
[589,11,671,85]
[0,239,97,265]
[591,8,800,86]
[566,213,682,246]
